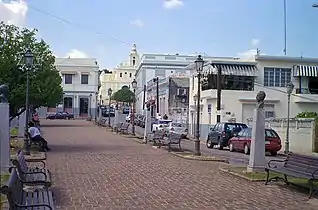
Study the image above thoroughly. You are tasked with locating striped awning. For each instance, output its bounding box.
[202,64,258,76]
[293,65,318,77]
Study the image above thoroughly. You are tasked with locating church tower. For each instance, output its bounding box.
[129,44,139,67]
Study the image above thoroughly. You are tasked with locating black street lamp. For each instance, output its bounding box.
[23,49,34,155]
[285,81,294,154]
[108,88,112,127]
[194,55,204,156]
[89,94,92,119]
[131,79,137,136]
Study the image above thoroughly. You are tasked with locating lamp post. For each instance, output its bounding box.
[194,55,204,156]
[285,81,294,154]
[193,94,198,137]
[23,49,34,155]
[108,88,112,127]
[131,79,137,136]
[95,92,98,122]
[89,93,92,119]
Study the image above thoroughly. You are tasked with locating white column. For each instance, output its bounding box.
[18,111,25,137]
[247,105,266,172]
[144,108,152,143]
[0,102,10,172]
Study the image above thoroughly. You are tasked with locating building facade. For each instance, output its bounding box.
[39,57,100,118]
[188,54,318,139]
[99,44,139,105]
[146,76,189,122]
[135,54,215,114]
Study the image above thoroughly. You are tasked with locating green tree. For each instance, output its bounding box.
[112,86,135,103]
[0,22,63,119]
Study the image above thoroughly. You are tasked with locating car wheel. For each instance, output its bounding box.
[244,144,250,155]
[229,143,234,152]
[218,140,223,150]
[206,139,213,149]
[270,151,277,156]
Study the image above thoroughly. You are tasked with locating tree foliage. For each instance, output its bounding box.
[0,22,63,118]
[112,86,135,102]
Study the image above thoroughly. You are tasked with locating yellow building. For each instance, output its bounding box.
[99,44,139,105]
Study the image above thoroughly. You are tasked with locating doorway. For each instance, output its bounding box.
[79,98,89,117]
[308,77,318,94]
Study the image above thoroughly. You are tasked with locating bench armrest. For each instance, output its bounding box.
[26,160,46,168]
[312,169,318,179]
[24,171,48,181]
[267,159,285,168]
[16,203,53,210]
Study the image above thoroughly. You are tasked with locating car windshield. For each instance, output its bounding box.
[225,123,248,131]
[157,120,171,124]
[171,123,183,127]
[265,129,279,138]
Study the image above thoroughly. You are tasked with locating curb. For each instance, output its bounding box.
[170,152,229,163]
[218,167,266,182]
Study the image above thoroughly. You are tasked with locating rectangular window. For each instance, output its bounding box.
[81,74,89,84]
[263,67,291,87]
[64,74,73,84]
[129,73,132,78]
[120,73,122,77]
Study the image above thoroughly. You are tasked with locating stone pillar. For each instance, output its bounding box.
[114,105,119,132]
[18,111,25,137]
[0,102,10,172]
[144,103,152,143]
[247,91,266,172]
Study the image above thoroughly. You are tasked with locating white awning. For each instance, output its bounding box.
[293,65,318,77]
[202,63,258,76]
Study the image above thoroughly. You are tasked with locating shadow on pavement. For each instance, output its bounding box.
[41,124,91,128]
[49,144,137,154]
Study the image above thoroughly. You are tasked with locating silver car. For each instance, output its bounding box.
[166,122,187,138]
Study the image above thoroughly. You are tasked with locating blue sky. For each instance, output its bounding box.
[1,0,318,68]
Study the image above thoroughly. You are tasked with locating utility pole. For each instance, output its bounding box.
[216,66,222,123]
[154,77,159,115]
[142,85,146,110]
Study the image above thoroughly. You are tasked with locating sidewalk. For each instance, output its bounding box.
[42,119,317,210]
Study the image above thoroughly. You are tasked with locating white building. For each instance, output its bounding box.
[135,53,216,114]
[189,54,318,139]
[99,44,139,105]
[39,58,100,118]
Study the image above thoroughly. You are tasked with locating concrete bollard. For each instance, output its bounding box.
[0,102,10,172]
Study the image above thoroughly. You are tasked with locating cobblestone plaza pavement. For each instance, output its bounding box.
[42,120,318,210]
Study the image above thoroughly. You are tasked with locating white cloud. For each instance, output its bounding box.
[130,19,144,28]
[163,0,183,9]
[251,38,260,46]
[66,49,88,58]
[0,0,28,27]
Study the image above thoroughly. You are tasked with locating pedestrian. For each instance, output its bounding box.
[27,121,50,151]
[163,114,168,120]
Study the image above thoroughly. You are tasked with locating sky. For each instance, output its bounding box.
[1,0,318,69]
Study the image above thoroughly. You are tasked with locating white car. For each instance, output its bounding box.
[166,122,188,138]
[152,119,171,132]
[125,114,131,122]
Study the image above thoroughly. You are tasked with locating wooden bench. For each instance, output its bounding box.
[117,123,130,134]
[265,152,318,199]
[158,132,182,152]
[0,168,55,210]
[11,150,52,188]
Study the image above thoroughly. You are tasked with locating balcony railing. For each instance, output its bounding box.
[296,88,318,94]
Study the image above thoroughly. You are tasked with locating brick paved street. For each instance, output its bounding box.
[43,119,318,210]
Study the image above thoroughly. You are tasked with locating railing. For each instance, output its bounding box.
[296,88,318,94]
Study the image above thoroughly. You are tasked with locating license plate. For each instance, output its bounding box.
[265,141,270,145]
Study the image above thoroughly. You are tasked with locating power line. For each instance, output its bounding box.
[27,4,133,46]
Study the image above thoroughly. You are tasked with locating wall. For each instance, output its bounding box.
[247,118,317,154]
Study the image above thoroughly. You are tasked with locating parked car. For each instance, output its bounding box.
[123,107,130,114]
[206,122,248,150]
[102,107,115,117]
[152,119,172,132]
[46,112,74,120]
[136,115,145,126]
[125,114,131,122]
[166,122,188,138]
[228,128,282,156]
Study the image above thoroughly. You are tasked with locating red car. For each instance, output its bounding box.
[228,128,282,156]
